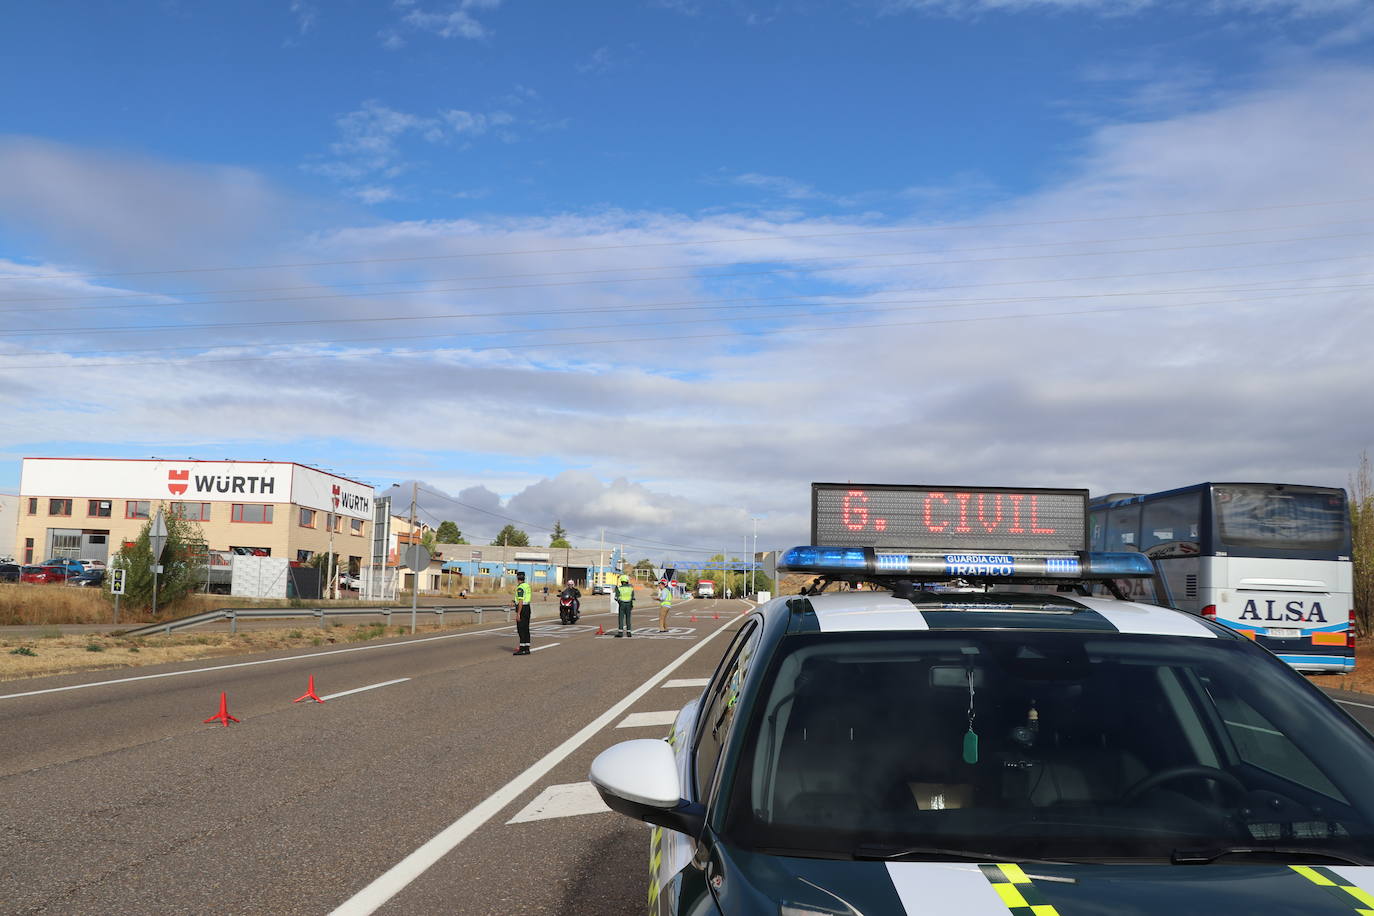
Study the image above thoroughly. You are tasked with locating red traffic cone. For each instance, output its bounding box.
[595,623,605,635]
[294,674,324,704]
[203,691,240,727]
[712,610,720,620]
[690,613,697,622]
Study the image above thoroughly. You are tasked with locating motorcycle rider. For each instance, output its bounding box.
[558,580,581,623]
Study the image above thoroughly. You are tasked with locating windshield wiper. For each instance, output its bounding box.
[853,843,1065,864]
[1172,846,1374,865]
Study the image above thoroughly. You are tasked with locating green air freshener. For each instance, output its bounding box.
[962,728,979,764]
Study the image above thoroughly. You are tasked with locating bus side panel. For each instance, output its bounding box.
[1155,556,1201,614]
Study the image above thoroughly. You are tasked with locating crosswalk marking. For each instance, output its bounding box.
[661,678,709,689]
[506,782,610,824]
[616,710,679,728]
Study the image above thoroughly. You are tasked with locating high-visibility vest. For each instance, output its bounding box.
[616,584,633,603]
[515,582,531,603]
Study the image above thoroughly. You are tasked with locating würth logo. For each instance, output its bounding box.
[168,469,189,495]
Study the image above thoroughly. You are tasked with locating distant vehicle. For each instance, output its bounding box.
[337,574,360,590]
[75,558,108,572]
[21,565,67,584]
[592,583,614,595]
[0,563,20,583]
[695,579,716,599]
[67,569,106,588]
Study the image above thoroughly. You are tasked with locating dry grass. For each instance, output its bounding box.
[1305,638,1374,695]
[0,582,471,627]
[0,621,448,682]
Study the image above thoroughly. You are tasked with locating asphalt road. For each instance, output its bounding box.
[6,598,1374,916]
[0,597,748,915]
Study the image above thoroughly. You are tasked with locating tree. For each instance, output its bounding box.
[106,512,205,614]
[633,557,655,579]
[491,525,530,547]
[435,521,467,544]
[550,520,571,549]
[420,530,438,554]
[1353,451,1373,635]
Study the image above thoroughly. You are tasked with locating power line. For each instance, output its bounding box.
[5,229,1372,338]
[8,214,1371,310]
[6,272,1373,363]
[3,192,1373,283]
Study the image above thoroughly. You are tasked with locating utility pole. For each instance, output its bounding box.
[598,529,605,589]
[410,482,418,606]
[751,517,758,597]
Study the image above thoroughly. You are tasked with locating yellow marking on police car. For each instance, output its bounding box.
[1291,864,1374,914]
[978,864,1062,916]
[648,826,664,914]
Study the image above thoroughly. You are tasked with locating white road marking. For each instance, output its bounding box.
[661,678,709,689]
[319,678,410,701]
[329,618,735,916]
[505,782,610,824]
[0,622,526,701]
[530,643,559,653]
[617,710,679,728]
[1335,697,1374,710]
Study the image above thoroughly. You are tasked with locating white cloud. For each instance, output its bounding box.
[386,0,504,46]
[5,65,1374,549]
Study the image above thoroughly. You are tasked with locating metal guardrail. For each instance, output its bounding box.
[116,604,514,638]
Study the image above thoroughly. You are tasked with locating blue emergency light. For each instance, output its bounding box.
[780,546,1154,581]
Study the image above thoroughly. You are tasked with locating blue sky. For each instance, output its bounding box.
[2,0,1374,556]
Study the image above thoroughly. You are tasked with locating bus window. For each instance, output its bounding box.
[1213,486,1348,552]
[1140,493,1202,559]
[1105,504,1141,552]
[1089,514,1106,551]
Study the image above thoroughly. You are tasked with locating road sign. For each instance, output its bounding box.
[403,546,431,571]
[110,568,126,595]
[149,509,169,561]
[471,550,481,561]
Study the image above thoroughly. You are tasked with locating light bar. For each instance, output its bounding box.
[780,547,1154,581]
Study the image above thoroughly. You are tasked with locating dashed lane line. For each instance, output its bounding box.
[320,678,411,701]
[328,617,735,916]
[616,711,679,728]
[505,782,610,824]
[661,678,709,689]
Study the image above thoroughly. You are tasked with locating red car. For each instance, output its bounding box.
[19,565,69,584]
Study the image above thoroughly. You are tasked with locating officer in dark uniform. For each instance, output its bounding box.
[512,571,532,655]
[614,575,635,637]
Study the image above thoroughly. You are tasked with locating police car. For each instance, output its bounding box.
[590,485,1374,915]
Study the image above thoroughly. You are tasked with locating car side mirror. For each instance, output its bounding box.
[589,739,706,838]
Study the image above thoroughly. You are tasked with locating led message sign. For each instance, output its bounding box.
[811,483,1088,553]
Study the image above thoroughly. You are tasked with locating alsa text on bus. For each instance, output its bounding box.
[1238,599,1327,623]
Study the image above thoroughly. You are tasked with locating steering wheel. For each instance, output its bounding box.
[1124,765,1246,803]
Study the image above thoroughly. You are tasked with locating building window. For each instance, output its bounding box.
[88,499,112,518]
[231,504,274,524]
[49,498,73,516]
[297,549,314,562]
[171,502,211,521]
[27,498,37,515]
[479,566,491,575]
[126,500,150,520]
[299,508,316,528]
[24,537,34,564]
[350,518,364,536]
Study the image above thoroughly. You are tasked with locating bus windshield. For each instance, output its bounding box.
[1213,485,1348,552]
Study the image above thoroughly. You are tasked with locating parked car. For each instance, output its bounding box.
[43,558,85,577]
[0,563,20,583]
[20,565,67,584]
[75,558,108,572]
[337,574,361,590]
[67,569,106,587]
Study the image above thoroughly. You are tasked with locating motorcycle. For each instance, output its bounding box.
[559,595,581,624]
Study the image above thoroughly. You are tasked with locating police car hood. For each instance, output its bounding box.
[714,847,1374,914]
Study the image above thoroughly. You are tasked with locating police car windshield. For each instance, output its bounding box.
[722,631,1374,863]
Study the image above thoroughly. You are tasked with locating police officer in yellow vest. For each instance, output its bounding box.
[512,571,532,656]
[614,575,635,637]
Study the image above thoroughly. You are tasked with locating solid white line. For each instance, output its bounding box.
[530,643,559,653]
[1335,698,1374,710]
[0,623,520,701]
[329,618,735,916]
[319,678,410,701]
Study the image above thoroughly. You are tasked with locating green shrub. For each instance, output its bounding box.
[10,646,36,656]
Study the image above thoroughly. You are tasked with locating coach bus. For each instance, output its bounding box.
[1088,482,1354,673]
